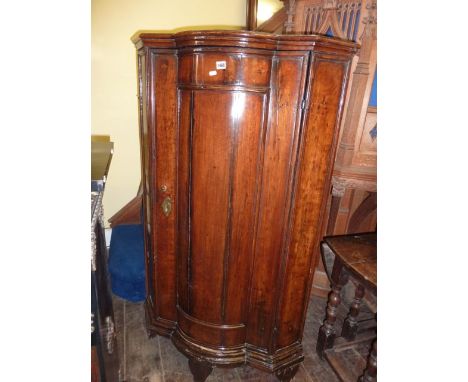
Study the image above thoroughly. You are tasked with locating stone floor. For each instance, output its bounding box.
[112,294,372,382]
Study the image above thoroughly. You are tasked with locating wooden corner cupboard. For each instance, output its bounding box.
[132,30,358,381]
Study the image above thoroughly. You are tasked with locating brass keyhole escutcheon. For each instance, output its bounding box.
[161,196,172,217]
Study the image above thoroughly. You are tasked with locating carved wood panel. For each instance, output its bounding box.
[291,0,363,41]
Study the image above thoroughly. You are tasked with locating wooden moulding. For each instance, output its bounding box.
[132,30,359,55]
[171,327,305,373]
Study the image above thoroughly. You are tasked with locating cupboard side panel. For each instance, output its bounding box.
[150,50,178,322]
[138,51,155,309]
[276,58,350,348]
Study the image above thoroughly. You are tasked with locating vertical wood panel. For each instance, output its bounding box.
[224,92,267,325]
[151,52,178,322]
[177,90,192,313]
[138,51,155,304]
[247,55,308,350]
[190,91,234,323]
[276,59,348,348]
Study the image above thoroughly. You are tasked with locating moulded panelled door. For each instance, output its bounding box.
[177,87,269,347]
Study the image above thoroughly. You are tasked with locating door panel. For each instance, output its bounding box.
[178,89,268,333]
[190,91,233,323]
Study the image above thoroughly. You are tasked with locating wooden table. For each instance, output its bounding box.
[316,233,377,382]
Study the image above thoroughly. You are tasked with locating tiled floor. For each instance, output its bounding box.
[113,295,372,382]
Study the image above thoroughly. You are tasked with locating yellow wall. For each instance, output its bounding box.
[92,0,246,224]
[257,0,284,25]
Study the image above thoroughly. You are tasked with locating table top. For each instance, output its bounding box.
[92,141,113,181]
[323,233,376,288]
[91,140,113,192]
[91,137,112,223]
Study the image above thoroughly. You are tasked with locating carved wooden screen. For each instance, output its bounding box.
[286,0,363,41]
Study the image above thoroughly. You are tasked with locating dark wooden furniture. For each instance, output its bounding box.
[91,138,120,382]
[317,233,377,382]
[133,30,358,381]
[116,1,377,278]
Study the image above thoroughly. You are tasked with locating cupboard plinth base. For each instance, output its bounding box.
[144,299,176,338]
[172,327,304,380]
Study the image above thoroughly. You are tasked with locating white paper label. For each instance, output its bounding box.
[209,70,217,76]
[216,61,227,70]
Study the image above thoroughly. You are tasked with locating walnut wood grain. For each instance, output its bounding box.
[134,30,357,379]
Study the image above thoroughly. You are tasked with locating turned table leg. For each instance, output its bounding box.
[359,339,377,382]
[316,260,348,359]
[188,357,213,382]
[341,284,365,340]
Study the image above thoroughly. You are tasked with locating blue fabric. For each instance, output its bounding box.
[108,224,146,302]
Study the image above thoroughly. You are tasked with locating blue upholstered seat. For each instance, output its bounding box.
[108,224,146,302]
